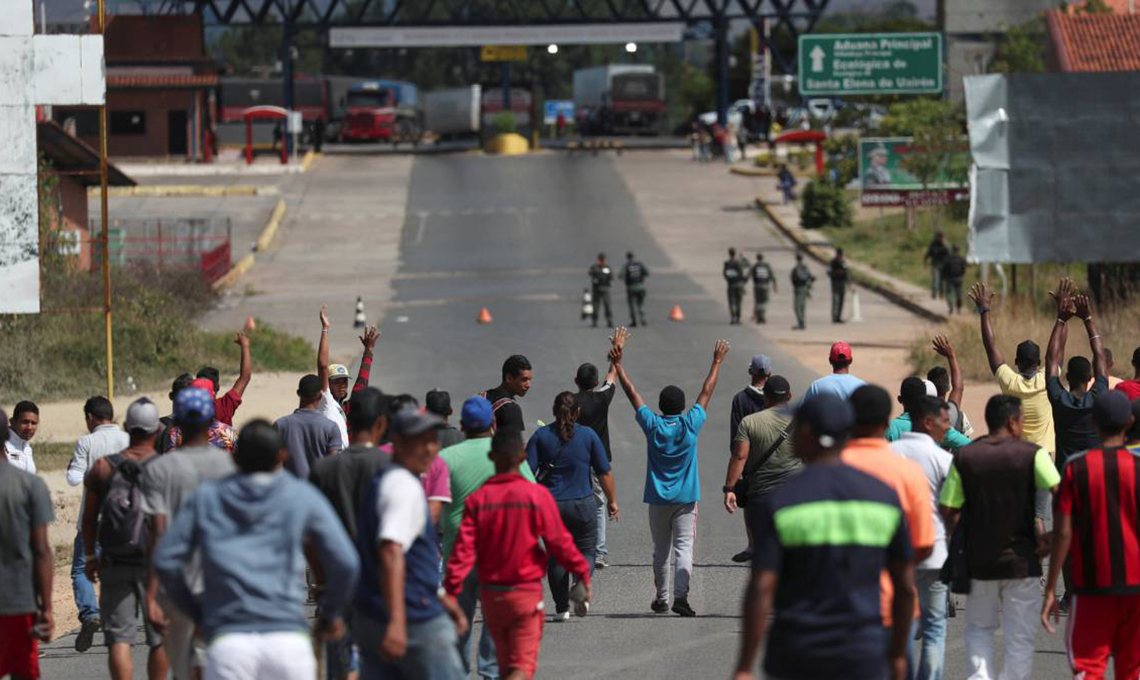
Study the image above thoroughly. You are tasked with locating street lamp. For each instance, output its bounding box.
[625,42,637,53]
[547,44,559,54]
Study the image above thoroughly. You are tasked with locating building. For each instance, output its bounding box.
[55,14,218,160]
[1047,9,1140,72]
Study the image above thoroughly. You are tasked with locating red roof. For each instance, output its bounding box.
[1047,9,1140,72]
[107,74,219,89]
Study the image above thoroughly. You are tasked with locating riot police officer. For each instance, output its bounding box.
[723,248,749,325]
[622,251,649,327]
[588,252,614,328]
[790,252,815,330]
[750,252,777,324]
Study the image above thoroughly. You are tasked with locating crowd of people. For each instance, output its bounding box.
[3,276,1140,680]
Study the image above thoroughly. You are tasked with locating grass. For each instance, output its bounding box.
[34,441,76,473]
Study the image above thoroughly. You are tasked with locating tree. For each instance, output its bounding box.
[824,134,858,188]
[988,17,1047,74]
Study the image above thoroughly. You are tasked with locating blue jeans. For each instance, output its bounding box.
[456,570,499,680]
[593,473,608,558]
[71,532,99,623]
[912,569,948,680]
[356,612,464,680]
[548,496,597,613]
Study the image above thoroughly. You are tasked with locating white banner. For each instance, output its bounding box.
[330,23,685,48]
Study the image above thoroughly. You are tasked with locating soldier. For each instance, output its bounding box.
[750,253,777,324]
[723,248,749,325]
[790,252,815,331]
[828,248,850,324]
[588,252,615,328]
[622,251,649,327]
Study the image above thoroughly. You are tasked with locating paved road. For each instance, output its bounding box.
[42,153,1072,679]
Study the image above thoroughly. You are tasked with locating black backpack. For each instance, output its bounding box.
[97,454,149,562]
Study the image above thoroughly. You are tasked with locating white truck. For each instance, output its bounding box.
[423,85,482,138]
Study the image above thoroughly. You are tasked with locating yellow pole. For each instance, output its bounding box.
[98,0,113,401]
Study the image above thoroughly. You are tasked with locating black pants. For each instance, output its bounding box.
[547,496,597,613]
[627,289,647,325]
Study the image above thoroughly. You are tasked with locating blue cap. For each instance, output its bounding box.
[174,387,215,426]
[460,395,494,431]
[794,393,854,443]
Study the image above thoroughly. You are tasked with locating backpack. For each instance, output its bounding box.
[625,262,646,285]
[944,255,966,279]
[96,454,149,562]
[478,392,517,433]
[724,260,743,282]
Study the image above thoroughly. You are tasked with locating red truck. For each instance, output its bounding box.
[341,80,421,144]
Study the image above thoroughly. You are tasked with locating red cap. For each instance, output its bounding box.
[829,342,853,364]
[190,377,216,398]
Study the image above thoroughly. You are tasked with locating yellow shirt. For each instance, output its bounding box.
[995,364,1055,454]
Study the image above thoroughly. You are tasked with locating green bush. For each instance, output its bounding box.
[491,112,517,135]
[800,179,853,230]
[824,134,858,187]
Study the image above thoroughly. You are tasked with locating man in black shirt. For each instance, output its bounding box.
[941,245,967,314]
[828,249,850,324]
[924,232,949,299]
[483,355,533,432]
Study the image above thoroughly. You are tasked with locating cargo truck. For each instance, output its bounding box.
[423,85,481,139]
[572,65,665,135]
[341,80,421,144]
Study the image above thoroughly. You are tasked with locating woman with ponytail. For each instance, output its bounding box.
[526,391,619,621]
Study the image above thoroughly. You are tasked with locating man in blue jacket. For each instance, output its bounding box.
[153,420,359,680]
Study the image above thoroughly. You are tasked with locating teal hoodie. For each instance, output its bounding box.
[154,470,359,640]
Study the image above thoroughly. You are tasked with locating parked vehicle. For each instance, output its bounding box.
[424,85,482,138]
[482,86,533,130]
[572,65,665,135]
[341,80,421,144]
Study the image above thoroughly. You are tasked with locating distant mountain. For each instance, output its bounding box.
[822,0,937,21]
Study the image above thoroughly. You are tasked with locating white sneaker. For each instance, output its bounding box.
[573,600,590,618]
[552,610,570,622]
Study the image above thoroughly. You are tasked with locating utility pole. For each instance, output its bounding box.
[281,4,295,156]
[714,12,729,126]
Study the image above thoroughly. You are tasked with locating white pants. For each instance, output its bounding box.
[964,577,1041,680]
[205,631,315,680]
[163,594,205,680]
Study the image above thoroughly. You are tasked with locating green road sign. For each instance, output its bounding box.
[798,32,942,96]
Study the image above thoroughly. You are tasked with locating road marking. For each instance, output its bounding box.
[412,211,428,246]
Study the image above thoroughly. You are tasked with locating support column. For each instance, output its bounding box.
[715,14,729,126]
[281,14,295,156]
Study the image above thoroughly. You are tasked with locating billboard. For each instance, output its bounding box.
[543,100,574,125]
[858,137,967,191]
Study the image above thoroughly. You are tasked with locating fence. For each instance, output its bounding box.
[88,216,232,283]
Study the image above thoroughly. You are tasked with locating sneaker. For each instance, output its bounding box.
[595,556,609,569]
[671,598,696,618]
[731,549,753,563]
[75,617,100,652]
[650,598,670,614]
[570,580,589,617]
[552,610,570,622]
[573,600,590,618]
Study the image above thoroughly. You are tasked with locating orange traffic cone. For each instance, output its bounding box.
[477,307,493,324]
[669,304,685,322]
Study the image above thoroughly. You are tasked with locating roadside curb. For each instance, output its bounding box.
[87,185,279,197]
[754,197,948,324]
[301,150,319,172]
[212,198,288,291]
[729,166,776,177]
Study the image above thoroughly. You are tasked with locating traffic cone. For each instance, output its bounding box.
[354,296,366,328]
[477,307,493,324]
[669,304,685,322]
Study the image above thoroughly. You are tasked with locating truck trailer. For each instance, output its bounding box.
[423,85,481,138]
[572,65,665,135]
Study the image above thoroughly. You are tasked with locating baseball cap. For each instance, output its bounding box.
[1015,340,1041,367]
[764,375,790,398]
[190,377,216,398]
[329,364,350,381]
[460,396,494,431]
[794,393,854,442]
[829,342,853,364]
[1093,391,1132,432]
[749,354,772,376]
[174,387,215,426]
[125,397,161,434]
[390,408,445,437]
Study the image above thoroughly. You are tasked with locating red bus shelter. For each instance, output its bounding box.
[773,129,827,176]
[241,105,289,165]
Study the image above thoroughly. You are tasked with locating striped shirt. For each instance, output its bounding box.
[1058,446,1140,595]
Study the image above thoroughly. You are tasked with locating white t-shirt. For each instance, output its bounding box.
[890,431,953,571]
[375,466,428,553]
[319,390,350,453]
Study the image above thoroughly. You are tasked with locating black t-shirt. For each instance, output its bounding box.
[576,382,616,460]
[1048,375,1108,467]
[308,444,390,541]
[484,386,525,432]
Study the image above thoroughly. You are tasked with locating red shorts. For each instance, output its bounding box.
[0,613,39,679]
[1067,593,1140,680]
[480,586,545,679]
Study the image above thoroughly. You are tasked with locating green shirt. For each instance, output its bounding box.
[734,409,801,497]
[439,437,536,561]
[886,413,972,450]
[939,446,1060,509]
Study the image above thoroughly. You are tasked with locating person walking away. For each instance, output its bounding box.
[353,408,467,680]
[842,385,936,673]
[65,395,129,653]
[309,388,392,680]
[275,374,344,479]
[5,401,39,473]
[941,246,967,314]
[526,393,618,621]
[750,253,776,324]
[732,393,916,680]
[725,355,773,562]
[885,377,971,451]
[790,253,814,330]
[445,429,593,680]
[427,390,464,450]
[929,335,974,437]
[483,355,533,433]
[0,407,55,680]
[804,342,866,401]
[611,334,730,616]
[924,231,949,299]
[163,378,237,454]
[140,387,237,680]
[724,248,748,325]
[724,376,798,564]
[153,420,360,680]
[588,253,614,328]
[890,396,954,680]
[195,330,252,426]
[1097,348,1122,390]
[621,252,649,327]
[82,398,168,680]
[828,248,850,323]
[1044,281,1109,473]
[777,165,796,204]
[938,395,1060,680]
[441,397,538,680]
[1043,392,1140,679]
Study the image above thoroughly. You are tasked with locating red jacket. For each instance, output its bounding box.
[444,473,590,596]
